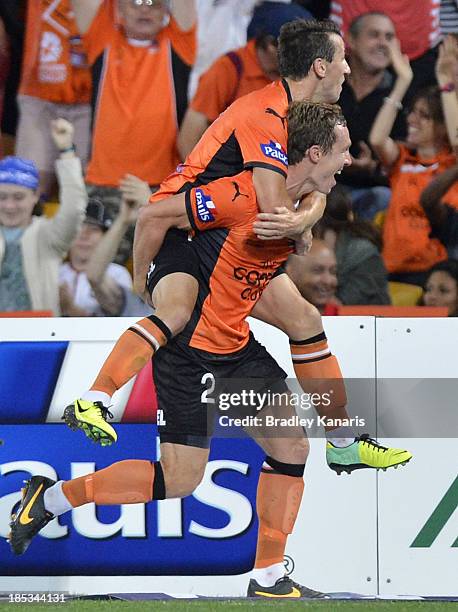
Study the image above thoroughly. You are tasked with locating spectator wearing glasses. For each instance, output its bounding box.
[369,36,458,285]
[71,0,196,262]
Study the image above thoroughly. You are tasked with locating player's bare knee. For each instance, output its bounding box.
[172,303,194,334]
[160,444,208,498]
[164,465,205,498]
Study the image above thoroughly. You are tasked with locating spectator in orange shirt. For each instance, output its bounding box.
[15,1,92,197]
[369,36,458,285]
[71,0,196,262]
[71,0,195,205]
[178,1,311,159]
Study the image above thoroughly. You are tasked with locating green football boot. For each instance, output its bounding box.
[62,399,117,446]
[327,434,412,475]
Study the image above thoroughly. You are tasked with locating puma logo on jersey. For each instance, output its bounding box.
[265,107,287,127]
[231,182,249,202]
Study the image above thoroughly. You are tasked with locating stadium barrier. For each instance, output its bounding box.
[0,317,456,597]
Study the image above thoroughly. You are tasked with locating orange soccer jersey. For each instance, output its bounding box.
[152,78,291,202]
[20,0,91,104]
[83,1,196,187]
[179,171,293,354]
[190,40,271,123]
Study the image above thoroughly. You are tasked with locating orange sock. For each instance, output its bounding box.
[290,332,349,427]
[91,315,172,397]
[254,459,304,569]
[62,459,166,507]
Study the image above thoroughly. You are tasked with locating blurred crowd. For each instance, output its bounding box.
[0,0,457,318]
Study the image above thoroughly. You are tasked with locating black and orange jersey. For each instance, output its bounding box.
[151,79,291,204]
[178,171,293,354]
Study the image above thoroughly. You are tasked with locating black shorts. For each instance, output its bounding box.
[153,333,288,448]
[147,229,199,294]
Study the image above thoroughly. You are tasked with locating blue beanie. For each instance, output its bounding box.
[247,1,313,41]
[0,156,40,191]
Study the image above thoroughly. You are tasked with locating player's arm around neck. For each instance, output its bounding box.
[252,168,323,240]
[170,0,196,31]
[252,166,294,213]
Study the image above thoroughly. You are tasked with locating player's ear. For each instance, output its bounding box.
[312,57,327,79]
[309,145,322,163]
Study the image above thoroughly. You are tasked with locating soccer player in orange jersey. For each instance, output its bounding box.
[9,102,346,598]
[10,103,411,599]
[65,20,359,453]
[63,19,411,476]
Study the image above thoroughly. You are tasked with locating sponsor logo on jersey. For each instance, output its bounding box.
[195,189,216,223]
[260,141,288,167]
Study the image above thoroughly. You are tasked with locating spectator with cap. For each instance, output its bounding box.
[178,0,312,159]
[0,118,86,315]
[59,197,149,317]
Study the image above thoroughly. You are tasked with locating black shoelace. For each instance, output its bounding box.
[359,433,388,452]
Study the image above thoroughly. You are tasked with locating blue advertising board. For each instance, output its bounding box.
[0,341,264,576]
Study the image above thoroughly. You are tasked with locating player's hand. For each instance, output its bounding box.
[51,119,74,151]
[253,207,306,240]
[119,174,152,209]
[294,229,313,255]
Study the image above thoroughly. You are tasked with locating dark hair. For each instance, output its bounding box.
[315,184,382,250]
[287,101,346,165]
[255,33,278,51]
[410,86,445,125]
[424,259,458,287]
[278,19,341,80]
[348,11,393,38]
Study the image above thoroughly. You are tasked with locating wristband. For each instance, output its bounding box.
[439,82,455,93]
[59,143,76,154]
[383,97,403,110]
